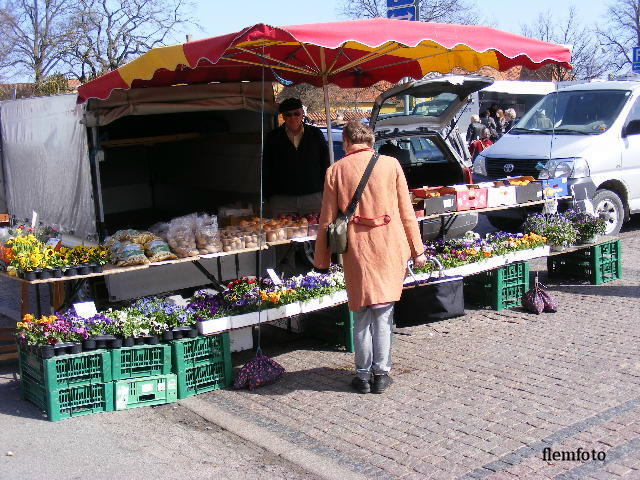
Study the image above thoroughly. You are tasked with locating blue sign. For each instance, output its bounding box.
[387,0,413,7]
[633,46,640,73]
[387,5,417,20]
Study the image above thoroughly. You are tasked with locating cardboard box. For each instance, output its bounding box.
[540,177,569,198]
[439,185,488,211]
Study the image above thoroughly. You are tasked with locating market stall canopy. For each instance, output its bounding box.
[77,18,572,103]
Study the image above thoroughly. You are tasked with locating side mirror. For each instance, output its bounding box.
[622,119,640,137]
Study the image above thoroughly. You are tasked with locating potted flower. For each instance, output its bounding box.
[524,213,578,251]
[564,210,606,244]
[87,245,110,273]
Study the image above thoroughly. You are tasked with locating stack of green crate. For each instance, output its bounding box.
[547,239,622,285]
[171,333,232,399]
[18,347,114,421]
[111,344,177,410]
[302,304,354,352]
[465,261,530,310]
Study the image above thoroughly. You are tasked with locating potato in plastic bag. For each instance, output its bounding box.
[144,237,177,262]
[115,242,150,267]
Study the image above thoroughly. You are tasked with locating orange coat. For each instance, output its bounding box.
[314,149,424,311]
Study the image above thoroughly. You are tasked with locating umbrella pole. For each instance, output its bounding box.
[322,75,335,165]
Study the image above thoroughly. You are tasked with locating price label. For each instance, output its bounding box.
[31,211,38,229]
[266,268,282,285]
[73,301,98,319]
[46,238,62,250]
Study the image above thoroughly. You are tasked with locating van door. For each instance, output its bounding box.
[621,96,640,210]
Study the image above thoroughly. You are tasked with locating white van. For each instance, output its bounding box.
[473,80,640,234]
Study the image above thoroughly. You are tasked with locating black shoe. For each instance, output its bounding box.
[371,374,393,394]
[351,377,371,394]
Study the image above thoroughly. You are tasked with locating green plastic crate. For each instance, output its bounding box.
[302,304,354,352]
[465,261,530,310]
[113,374,178,410]
[111,344,172,380]
[171,333,230,372]
[19,347,112,390]
[176,360,231,399]
[547,240,622,285]
[20,373,113,422]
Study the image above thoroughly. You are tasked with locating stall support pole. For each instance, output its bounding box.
[20,283,29,318]
[192,261,226,291]
[35,284,42,317]
[345,310,355,353]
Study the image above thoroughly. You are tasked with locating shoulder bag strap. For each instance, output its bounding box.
[344,152,380,219]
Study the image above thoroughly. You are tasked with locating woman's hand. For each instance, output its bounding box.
[412,253,427,268]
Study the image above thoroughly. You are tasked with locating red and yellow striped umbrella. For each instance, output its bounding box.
[77,18,571,103]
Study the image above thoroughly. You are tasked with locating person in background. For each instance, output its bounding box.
[503,108,517,133]
[496,109,506,137]
[480,110,499,141]
[466,114,485,142]
[469,127,493,159]
[314,121,427,395]
[263,97,330,216]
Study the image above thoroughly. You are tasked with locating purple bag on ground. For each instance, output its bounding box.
[523,278,557,314]
[233,349,285,390]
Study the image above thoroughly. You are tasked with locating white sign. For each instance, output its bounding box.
[31,211,38,229]
[73,301,98,319]
[266,268,282,286]
[46,238,61,249]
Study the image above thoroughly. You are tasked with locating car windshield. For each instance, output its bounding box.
[378,92,459,120]
[512,89,632,135]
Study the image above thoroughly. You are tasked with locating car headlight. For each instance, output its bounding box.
[538,157,590,179]
[472,154,487,176]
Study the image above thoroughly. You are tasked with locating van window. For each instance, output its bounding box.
[511,89,631,135]
[625,96,640,123]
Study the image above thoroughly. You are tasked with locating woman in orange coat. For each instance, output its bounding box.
[314,121,427,394]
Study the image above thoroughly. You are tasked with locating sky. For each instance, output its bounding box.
[188,0,607,41]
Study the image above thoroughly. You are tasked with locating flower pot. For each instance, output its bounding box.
[186,326,198,338]
[52,268,63,278]
[197,316,231,335]
[23,271,36,281]
[172,329,184,340]
[82,338,96,351]
[134,337,145,345]
[54,342,75,355]
[93,335,116,349]
[579,235,599,245]
[78,265,92,275]
[39,345,54,359]
[162,330,174,342]
[266,302,302,321]
[38,269,51,280]
[146,335,159,345]
[300,297,323,314]
[109,338,122,349]
[551,244,569,252]
[91,264,104,273]
[64,267,78,277]
[123,337,135,347]
[230,311,261,329]
[70,342,82,354]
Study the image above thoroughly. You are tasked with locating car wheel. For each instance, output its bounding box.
[593,189,624,235]
[486,215,523,233]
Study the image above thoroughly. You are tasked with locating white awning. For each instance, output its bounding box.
[482,80,556,96]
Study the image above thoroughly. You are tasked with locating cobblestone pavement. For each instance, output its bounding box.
[193,223,640,480]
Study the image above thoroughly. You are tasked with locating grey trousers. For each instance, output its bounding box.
[353,304,394,381]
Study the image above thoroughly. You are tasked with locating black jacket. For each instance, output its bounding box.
[263,124,330,197]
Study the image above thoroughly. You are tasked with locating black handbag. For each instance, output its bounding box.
[395,258,465,325]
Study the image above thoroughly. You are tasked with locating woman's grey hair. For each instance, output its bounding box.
[470,114,480,123]
[505,108,516,119]
[342,120,375,147]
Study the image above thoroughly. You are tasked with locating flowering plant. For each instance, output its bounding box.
[5,233,45,272]
[188,290,229,321]
[523,213,578,247]
[563,210,606,242]
[129,297,195,328]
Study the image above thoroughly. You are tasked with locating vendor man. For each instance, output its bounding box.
[264,98,330,216]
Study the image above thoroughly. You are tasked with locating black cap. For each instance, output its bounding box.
[279,97,303,113]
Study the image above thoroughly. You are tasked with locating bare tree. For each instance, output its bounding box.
[0,0,73,83]
[521,7,610,80]
[67,0,196,81]
[597,0,640,74]
[339,0,480,25]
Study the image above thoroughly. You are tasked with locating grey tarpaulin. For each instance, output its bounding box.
[0,94,97,238]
